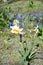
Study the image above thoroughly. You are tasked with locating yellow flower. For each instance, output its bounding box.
[3,0,7,2]
[13,19,19,25]
[10,25,23,34]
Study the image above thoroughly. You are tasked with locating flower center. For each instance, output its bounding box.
[13,29,19,34]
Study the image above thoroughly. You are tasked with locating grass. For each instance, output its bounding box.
[0,0,43,65]
[0,29,43,65]
[0,0,43,13]
[0,28,43,65]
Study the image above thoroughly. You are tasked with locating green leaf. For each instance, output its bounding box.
[29,49,38,59]
[20,42,34,62]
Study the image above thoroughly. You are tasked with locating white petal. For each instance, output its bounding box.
[10,26,15,29]
[20,28,23,32]
[10,30,14,33]
[10,25,19,29]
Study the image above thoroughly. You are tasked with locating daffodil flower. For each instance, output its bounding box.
[33,25,39,37]
[3,0,7,2]
[10,25,23,34]
[34,25,38,31]
[13,19,19,25]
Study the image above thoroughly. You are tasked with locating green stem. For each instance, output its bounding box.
[20,34,22,42]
